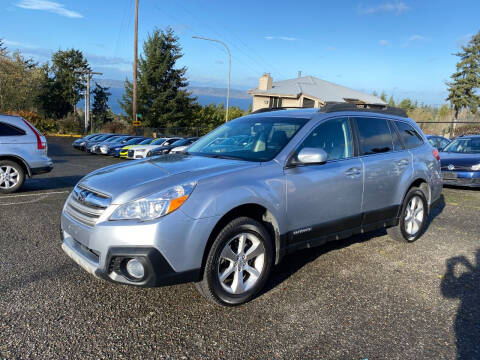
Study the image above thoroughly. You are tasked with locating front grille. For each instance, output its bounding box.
[128,149,134,157]
[65,185,111,227]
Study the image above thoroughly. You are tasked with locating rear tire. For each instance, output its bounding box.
[0,160,25,194]
[387,187,428,242]
[195,217,273,306]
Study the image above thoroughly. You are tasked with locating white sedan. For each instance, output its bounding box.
[127,137,182,159]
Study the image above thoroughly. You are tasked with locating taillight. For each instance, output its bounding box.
[22,119,46,150]
[432,148,440,161]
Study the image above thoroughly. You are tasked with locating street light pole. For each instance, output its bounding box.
[133,0,139,124]
[192,36,231,122]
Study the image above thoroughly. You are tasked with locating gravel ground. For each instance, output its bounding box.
[0,137,479,359]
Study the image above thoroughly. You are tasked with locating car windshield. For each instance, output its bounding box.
[139,138,154,145]
[105,136,125,143]
[443,137,480,153]
[151,138,166,145]
[188,116,309,162]
[124,138,143,145]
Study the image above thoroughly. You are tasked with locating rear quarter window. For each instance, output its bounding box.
[395,121,424,149]
[354,117,394,155]
[0,122,26,136]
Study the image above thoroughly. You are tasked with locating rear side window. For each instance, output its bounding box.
[354,117,394,155]
[395,121,424,149]
[0,122,26,136]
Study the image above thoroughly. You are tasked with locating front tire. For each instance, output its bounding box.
[387,187,428,242]
[0,160,25,194]
[195,217,273,306]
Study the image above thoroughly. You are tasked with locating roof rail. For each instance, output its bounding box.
[318,102,408,118]
[251,106,307,114]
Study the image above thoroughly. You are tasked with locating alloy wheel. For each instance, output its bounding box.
[0,165,20,189]
[404,195,424,236]
[217,232,265,295]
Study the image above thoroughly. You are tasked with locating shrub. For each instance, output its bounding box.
[3,110,58,133]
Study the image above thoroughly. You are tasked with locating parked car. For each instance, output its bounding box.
[72,133,104,151]
[119,138,155,158]
[107,137,147,157]
[61,105,442,305]
[86,135,127,154]
[84,134,118,153]
[126,137,182,159]
[95,136,141,155]
[426,135,450,150]
[0,114,53,193]
[440,135,480,187]
[151,137,199,156]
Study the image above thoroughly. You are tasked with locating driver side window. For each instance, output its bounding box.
[297,117,353,161]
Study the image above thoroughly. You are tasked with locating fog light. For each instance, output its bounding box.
[125,258,145,280]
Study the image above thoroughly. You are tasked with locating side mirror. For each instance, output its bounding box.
[289,147,328,167]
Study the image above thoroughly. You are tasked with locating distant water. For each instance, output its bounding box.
[79,87,251,114]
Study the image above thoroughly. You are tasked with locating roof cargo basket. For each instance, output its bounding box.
[318,102,408,118]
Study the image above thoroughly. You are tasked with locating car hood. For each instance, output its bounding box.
[439,152,480,167]
[132,144,164,151]
[78,154,258,204]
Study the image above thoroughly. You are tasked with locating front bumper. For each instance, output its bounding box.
[60,207,218,287]
[442,170,480,187]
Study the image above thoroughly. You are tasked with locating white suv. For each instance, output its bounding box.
[0,114,53,193]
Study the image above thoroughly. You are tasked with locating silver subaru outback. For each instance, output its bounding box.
[61,105,442,305]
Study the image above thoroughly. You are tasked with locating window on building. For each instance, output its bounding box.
[302,98,315,108]
[269,97,282,108]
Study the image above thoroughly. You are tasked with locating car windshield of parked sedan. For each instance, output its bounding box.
[138,138,154,145]
[443,137,480,154]
[187,116,309,162]
[151,138,166,145]
[123,138,144,145]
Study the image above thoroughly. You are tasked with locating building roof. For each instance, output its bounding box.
[248,75,386,105]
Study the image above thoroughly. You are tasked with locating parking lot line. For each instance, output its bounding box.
[0,190,69,206]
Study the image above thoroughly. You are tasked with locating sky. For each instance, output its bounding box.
[2,0,480,105]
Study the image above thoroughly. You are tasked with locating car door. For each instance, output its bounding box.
[353,116,412,225]
[285,117,364,246]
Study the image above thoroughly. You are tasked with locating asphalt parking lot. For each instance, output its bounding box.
[1,137,479,359]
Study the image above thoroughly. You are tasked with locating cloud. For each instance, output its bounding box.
[326,46,336,51]
[358,1,409,15]
[16,0,83,18]
[403,34,427,47]
[456,34,473,48]
[379,39,389,46]
[264,36,300,41]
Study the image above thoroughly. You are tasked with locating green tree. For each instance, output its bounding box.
[120,27,197,128]
[0,39,6,56]
[38,49,90,118]
[398,98,414,112]
[388,95,395,107]
[380,91,387,102]
[446,30,480,118]
[92,82,111,128]
[0,51,43,112]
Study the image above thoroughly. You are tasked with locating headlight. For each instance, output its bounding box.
[472,163,480,171]
[109,182,196,221]
[100,145,108,152]
[80,141,85,146]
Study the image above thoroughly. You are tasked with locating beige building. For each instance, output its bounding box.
[248,73,386,112]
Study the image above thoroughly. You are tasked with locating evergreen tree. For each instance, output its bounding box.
[388,95,395,107]
[446,30,480,118]
[380,91,387,102]
[120,27,197,127]
[0,39,6,56]
[92,82,111,128]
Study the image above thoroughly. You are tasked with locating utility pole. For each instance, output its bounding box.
[192,36,231,122]
[77,70,103,134]
[132,0,139,124]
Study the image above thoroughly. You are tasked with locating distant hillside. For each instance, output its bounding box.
[83,79,251,113]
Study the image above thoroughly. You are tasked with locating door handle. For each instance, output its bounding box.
[345,167,361,177]
[396,159,409,166]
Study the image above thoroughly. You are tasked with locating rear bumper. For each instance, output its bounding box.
[31,164,53,175]
[442,171,480,187]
